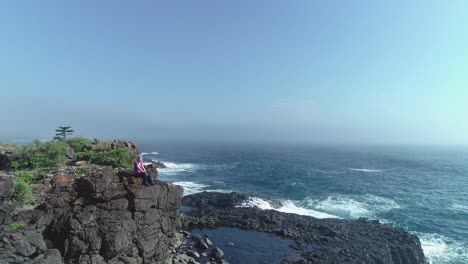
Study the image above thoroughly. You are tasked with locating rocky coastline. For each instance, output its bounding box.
[0,140,427,264]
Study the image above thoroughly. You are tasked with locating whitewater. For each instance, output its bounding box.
[141,144,468,264]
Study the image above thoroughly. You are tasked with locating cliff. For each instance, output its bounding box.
[1,164,183,264]
[0,140,427,264]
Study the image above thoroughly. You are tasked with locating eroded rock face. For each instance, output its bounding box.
[0,229,63,264]
[1,166,182,264]
[0,174,14,225]
[182,192,427,264]
[43,168,182,264]
[0,143,18,170]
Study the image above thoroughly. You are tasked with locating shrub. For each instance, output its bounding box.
[94,146,131,168]
[67,137,92,153]
[36,170,48,180]
[13,139,68,169]
[73,167,88,175]
[6,222,26,231]
[76,148,97,161]
[13,172,36,206]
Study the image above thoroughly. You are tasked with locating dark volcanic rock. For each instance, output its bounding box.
[182,192,427,264]
[0,143,18,170]
[0,229,64,264]
[0,174,14,225]
[1,165,183,264]
[211,247,224,259]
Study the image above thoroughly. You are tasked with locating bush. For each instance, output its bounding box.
[67,137,92,152]
[6,222,26,231]
[36,170,48,180]
[73,167,88,175]
[13,171,35,206]
[75,148,96,161]
[12,139,68,169]
[94,146,131,168]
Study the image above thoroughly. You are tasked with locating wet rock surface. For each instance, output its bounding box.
[182,192,427,264]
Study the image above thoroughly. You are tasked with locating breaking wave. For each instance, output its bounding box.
[417,233,468,264]
[158,162,203,175]
[304,194,401,219]
[349,168,384,172]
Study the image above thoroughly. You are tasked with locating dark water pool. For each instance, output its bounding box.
[190,227,298,264]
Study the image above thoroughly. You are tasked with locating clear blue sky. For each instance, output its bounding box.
[1,1,467,144]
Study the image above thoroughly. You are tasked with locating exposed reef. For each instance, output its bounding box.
[181,192,427,264]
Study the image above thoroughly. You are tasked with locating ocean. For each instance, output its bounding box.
[140,142,468,264]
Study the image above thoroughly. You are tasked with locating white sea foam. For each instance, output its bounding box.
[238,197,339,219]
[305,194,401,219]
[450,203,468,213]
[417,233,468,264]
[349,168,383,172]
[158,161,202,175]
[172,181,209,196]
[151,152,159,155]
[141,152,149,156]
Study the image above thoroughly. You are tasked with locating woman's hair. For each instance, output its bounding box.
[137,155,142,160]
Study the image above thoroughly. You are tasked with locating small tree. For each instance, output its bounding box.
[54,126,74,141]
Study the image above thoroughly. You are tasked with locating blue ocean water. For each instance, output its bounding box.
[140,143,468,264]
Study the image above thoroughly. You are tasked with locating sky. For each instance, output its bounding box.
[1,1,467,145]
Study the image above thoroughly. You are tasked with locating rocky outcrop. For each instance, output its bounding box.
[0,229,63,264]
[182,192,427,264]
[91,140,140,163]
[0,143,18,170]
[1,164,182,264]
[0,174,14,225]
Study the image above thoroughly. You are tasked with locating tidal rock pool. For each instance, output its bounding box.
[190,227,299,264]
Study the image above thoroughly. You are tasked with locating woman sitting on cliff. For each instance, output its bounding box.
[134,156,155,187]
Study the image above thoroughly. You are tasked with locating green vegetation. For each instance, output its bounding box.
[36,170,48,180]
[13,171,36,206]
[67,137,92,152]
[11,139,68,169]
[75,148,96,161]
[73,167,88,175]
[54,126,74,141]
[6,222,26,231]
[94,146,131,168]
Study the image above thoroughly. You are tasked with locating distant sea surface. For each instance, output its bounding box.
[140,142,468,264]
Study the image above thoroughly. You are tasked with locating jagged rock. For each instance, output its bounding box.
[205,238,213,247]
[182,192,427,264]
[192,234,209,251]
[187,249,200,258]
[0,175,14,200]
[211,247,224,260]
[33,248,63,264]
[64,146,75,160]
[0,229,64,264]
[75,161,87,166]
[3,165,183,264]
[49,173,181,262]
[0,143,18,170]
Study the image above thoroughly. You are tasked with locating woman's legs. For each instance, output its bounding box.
[138,172,153,186]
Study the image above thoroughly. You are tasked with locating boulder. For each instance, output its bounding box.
[0,143,18,170]
[211,247,224,260]
[0,229,64,264]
